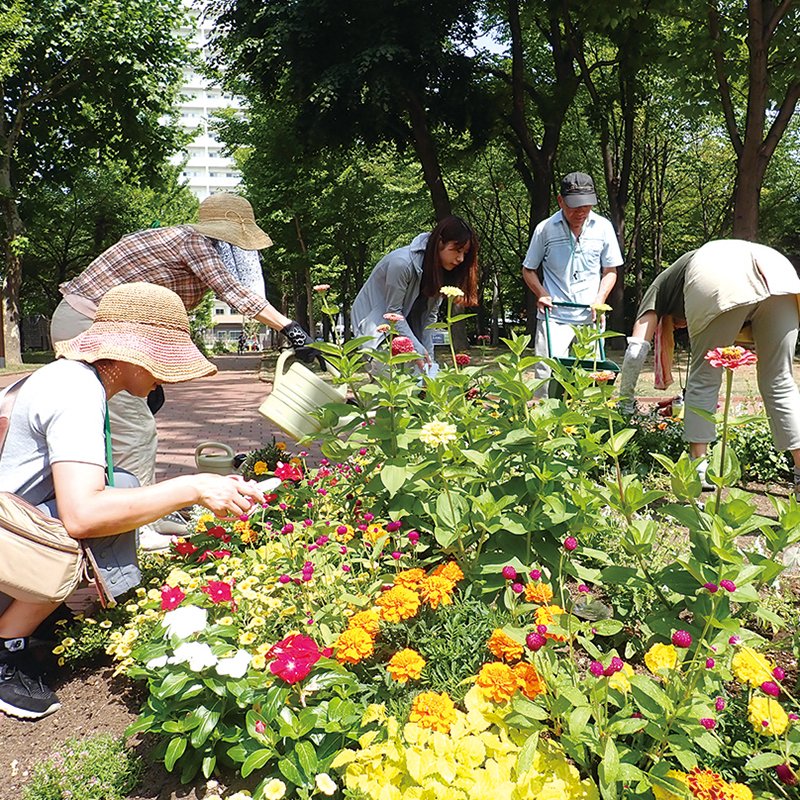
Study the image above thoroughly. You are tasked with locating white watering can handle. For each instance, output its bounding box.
[274,348,342,388]
[195,441,235,459]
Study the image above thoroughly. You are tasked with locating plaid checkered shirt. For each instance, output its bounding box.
[60,226,268,318]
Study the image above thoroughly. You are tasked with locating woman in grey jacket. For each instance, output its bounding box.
[351,216,479,369]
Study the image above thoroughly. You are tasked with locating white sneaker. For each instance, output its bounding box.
[697,460,714,491]
[138,525,173,552]
[151,511,188,536]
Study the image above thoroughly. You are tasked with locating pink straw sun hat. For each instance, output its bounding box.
[55,283,217,383]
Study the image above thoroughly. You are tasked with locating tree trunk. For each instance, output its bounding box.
[0,155,23,366]
[405,92,452,220]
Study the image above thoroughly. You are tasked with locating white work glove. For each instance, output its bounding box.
[617,337,651,415]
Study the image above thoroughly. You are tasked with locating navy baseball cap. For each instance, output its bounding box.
[560,172,598,207]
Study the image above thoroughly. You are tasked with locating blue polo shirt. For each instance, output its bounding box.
[523,210,622,324]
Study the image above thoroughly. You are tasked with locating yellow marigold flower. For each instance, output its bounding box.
[239,526,258,545]
[727,784,754,800]
[431,561,464,583]
[195,512,215,532]
[645,643,679,674]
[512,661,546,700]
[394,568,426,589]
[534,604,567,641]
[419,420,458,448]
[253,460,268,475]
[276,441,287,450]
[732,647,774,688]
[386,648,425,683]
[375,586,420,623]
[418,575,455,609]
[335,627,375,665]
[652,770,689,800]
[348,609,381,637]
[408,691,457,733]
[363,523,387,545]
[748,695,789,736]
[524,582,554,605]
[487,629,524,663]
[475,662,520,703]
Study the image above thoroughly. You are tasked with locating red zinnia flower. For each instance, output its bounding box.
[173,541,197,556]
[455,353,471,367]
[160,585,186,611]
[704,346,757,370]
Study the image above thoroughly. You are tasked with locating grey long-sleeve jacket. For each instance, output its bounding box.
[350,232,442,356]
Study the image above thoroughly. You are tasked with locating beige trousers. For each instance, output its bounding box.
[685,293,800,450]
[50,300,157,486]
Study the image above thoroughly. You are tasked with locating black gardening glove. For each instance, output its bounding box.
[281,320,318,364]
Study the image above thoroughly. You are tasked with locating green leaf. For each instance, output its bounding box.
[380,463,407,496]
[745,752,785,770]
[598,737,620,798]
[241,747,275,778]
[515,731,540,774]
[164,736,186,772]
[294,740,319,776]
[278,755,306,787]
[630,675,673,718]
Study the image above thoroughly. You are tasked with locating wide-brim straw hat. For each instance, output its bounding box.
[187,193,273,250]
[55,283,217,383]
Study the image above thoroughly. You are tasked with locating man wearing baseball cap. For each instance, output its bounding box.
[522,172,623,397]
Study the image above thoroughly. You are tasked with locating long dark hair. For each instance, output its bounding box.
[420,215,479,307]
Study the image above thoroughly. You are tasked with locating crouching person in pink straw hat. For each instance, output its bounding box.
[0,283,265,720]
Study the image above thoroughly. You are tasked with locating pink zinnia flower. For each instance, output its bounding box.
[391,336,415,355]
[455,353,471,367]
[313,284,330,292]
[704,346,757,370]
[383,312,404,322]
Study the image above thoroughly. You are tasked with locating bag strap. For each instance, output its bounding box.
[0,376,31,459]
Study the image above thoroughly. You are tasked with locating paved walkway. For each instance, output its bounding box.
[0,355,304,481]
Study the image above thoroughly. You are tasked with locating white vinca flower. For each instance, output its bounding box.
[215,649,251,679]
[168,642,218,672]
[145,655,168,670]
[419,420,458,448]
[440,285,465,299]
[162,605,207,640]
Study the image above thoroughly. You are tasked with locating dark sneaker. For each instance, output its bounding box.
[0,659,60,720]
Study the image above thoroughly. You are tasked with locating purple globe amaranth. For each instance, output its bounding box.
[501,565,518,581]
[715,696,726,712]
[719,579,736,592]
[773,666,786,681]
[526,632,547,652]
[761,681,781,697]
[604,656,624,676]
[563,536,578,552]
[775,764,799,786]
[589,661,604,677]
[672,630,693,648]
[703,582,719,593]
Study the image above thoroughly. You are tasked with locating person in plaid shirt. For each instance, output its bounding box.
[50,194,314,545]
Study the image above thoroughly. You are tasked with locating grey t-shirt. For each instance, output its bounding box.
[0,360,106,505]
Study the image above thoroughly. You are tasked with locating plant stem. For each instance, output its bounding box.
[713,369,734,514]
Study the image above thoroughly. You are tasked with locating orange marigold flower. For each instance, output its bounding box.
[238,525,258,545]
[334,627,374,665]
[394,568,426,590]
[487,629,524,663]
[419,575,455,609]
[431,561,464,583]
[363,523,388,545]
[387,648,426,683]
[534,604,567,641]
[524,582,554,604]
[476,662,520,703]
[686,767,731,800]
[513,661,547,700]
[408,691,457,733]
[375,586,420,623]
[347,609,381,637]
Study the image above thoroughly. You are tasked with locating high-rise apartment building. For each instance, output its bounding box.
[176,1,242,200]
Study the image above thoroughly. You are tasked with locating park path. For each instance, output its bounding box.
[0,354,307,480]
